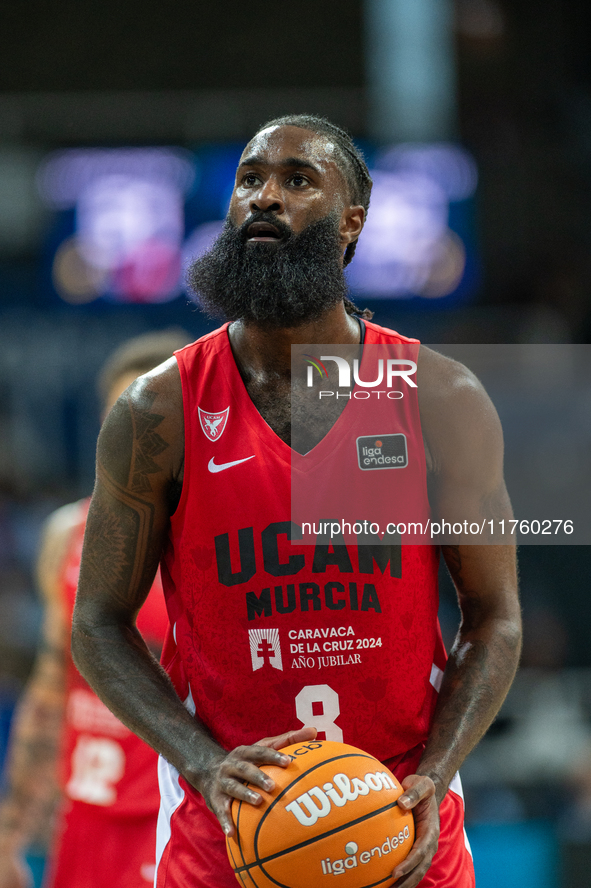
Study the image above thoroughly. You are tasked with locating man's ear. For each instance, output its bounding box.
[339,205,365,247]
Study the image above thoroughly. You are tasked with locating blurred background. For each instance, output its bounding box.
[1,1,591,884]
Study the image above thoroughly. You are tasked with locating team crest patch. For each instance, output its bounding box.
[198,406,229,442]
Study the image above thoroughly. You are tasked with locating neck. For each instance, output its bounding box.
[228,302,361,377]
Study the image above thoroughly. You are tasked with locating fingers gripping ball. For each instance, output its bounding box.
[226,740,414,888]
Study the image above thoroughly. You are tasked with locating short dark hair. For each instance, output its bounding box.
[97,328,191,406]
[254,114,374,319]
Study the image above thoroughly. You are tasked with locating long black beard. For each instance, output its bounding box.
[187,212,348,328]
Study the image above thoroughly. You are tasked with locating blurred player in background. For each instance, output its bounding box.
[0,330,190,888]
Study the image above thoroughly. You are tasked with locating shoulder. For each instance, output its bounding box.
[417,346,503,475]
[104,355,183,440]
[363,318,419,345]
[99,356,185,487]
[417,345,487,404]
[126,355,183,409]
[120,326,229,428]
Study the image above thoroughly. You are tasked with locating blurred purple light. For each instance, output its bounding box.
[37,148,196,208]
[39,148,195,304]
[347,143,477,298]
[376,143,478,202]
[77,176,183,268]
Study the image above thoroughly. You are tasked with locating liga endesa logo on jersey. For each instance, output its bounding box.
[356,435,408,470]
[198,405,229,441]
[303,354,417,400]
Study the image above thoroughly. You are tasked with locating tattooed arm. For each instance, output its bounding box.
[0,505,73,888]
[71,360,306,837]
[390,348,521,888]
[417,347,521,793]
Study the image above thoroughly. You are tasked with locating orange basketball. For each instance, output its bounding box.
[226,740,414,888]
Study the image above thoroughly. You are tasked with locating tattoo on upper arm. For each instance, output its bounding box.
[127,391,168,494]
[91,464,156,606]
[82,389,170,609]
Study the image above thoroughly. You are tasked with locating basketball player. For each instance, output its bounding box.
[0,331,189,888]
[71,117,522,888]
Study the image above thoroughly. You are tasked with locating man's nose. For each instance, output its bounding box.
[250,178,284,215]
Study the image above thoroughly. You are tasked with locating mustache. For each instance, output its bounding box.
[229,211,293,242]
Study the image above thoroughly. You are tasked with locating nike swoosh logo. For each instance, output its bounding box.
[208,455,256,473]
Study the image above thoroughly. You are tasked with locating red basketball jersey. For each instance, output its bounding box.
[160,320,446,760]
[59,499,168,817]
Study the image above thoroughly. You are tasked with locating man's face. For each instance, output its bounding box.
[228,125,350,247]
[186,125,361,327]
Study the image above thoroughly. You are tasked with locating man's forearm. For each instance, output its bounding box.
[0,662,64,855]
[416,613,522,805]
[71,618,225,789]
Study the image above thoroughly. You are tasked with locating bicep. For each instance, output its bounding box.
[428,373,512,525]
[436,386,519,624]
[442,544,519,633]
[421,354,519,626]
[76,382,177,626]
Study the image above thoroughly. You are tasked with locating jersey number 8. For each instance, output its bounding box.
[295,684,343,741]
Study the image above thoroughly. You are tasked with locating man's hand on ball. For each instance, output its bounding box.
[202,727,317,837]
[390,774,440,887]
[256,726,317,751]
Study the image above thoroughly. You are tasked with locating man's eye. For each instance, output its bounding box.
[290,174,307,186]
[242,173,259,186]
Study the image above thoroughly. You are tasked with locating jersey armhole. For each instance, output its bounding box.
[169,352,192,526]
